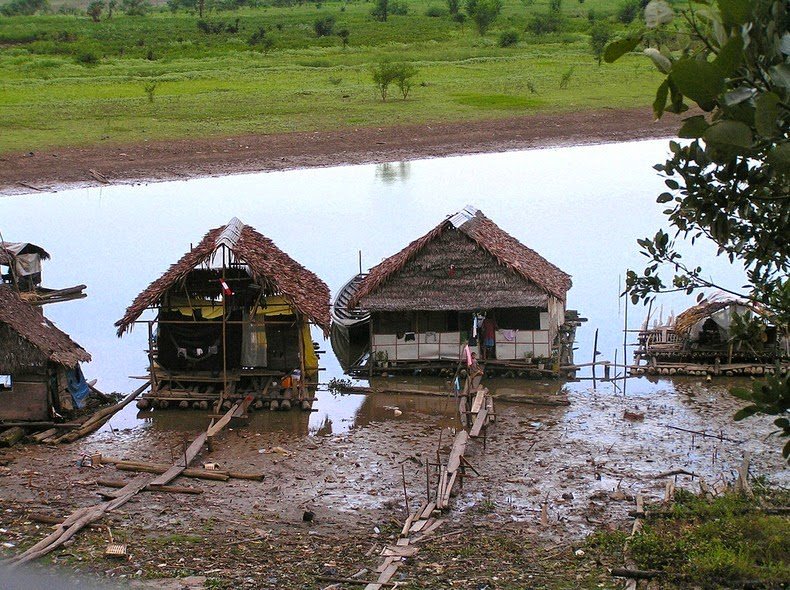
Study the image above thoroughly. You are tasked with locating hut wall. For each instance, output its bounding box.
[0,370,49,421]
[361,230,549,311]
[0,324,48,374]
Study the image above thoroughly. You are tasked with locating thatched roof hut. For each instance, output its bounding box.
[351,206,572,311]
[0,284,90,373]
[115,218,331,336]
[0,242,50,267]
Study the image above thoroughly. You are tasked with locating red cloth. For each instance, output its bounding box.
[481,318,497,340]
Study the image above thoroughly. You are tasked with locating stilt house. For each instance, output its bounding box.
[114,218,330,411]
[1,241,86,305]
[0,285,91,421]
[348,206,573,371]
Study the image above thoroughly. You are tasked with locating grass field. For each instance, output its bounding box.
[0,0,660,153]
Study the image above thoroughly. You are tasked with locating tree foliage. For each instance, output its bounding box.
[465,0,503,35]
[606,0,789,460]
[87,0,104,21]
[589,20,611,65]
[0,0,48,16]
[371,60,418,101]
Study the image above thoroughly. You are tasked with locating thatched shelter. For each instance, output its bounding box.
[349,206,573,367]
[0,285,91,421]
[115,218,330,411]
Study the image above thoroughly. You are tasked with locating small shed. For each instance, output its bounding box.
[1,241,86,305]
[349,206,573,371]
[114,218,331,411]
[0,285,91,421]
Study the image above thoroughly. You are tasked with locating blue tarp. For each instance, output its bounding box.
[67,366,90,409]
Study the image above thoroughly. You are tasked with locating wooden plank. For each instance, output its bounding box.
[381,545,418,557]
[409,519,429,533]
[399,514,415,537]
[375,556,396,573]
[446,431,468,474]
[420,501,436,519]
[396,537,410,546]
[470,388,486,414]
[469,407,489,438]
[413,518,444,541]
[441,471,458,507]
[150,432,208,486]
[206,402,242,437]
[376,563,399,584]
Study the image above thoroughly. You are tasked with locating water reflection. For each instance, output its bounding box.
[374,161,411,183]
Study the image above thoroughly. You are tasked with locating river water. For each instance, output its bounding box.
[0,139,751,436]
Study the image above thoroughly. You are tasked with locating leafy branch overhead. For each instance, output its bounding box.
[605,0,788,321]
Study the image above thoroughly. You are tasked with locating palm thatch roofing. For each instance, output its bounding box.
[350,206,572,311]
[114,218,331,336]
[0,284,91,368]
[674,298,758,335]
[0,242,50,266]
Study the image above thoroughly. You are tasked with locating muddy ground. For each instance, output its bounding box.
[0,377,787,589]
[0,107,681,196]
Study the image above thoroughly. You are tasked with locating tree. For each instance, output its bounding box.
[87,0,103,21]
[0,0,48,16]
[465,0,502,35]
[108,0,116,17]
[393,62,418,99]
[337,28,350,49]
[588,20,610,65]
[605,0,790,461]
[446,0,459,16]
[371,0,388,21]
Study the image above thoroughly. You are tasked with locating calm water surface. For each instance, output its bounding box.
[0,140,748,434]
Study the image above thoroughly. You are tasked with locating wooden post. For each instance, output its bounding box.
[592,328,599,386]
[368,314,375,378]
[220,248,228,411]
[297,312,307,401]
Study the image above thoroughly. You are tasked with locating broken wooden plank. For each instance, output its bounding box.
[420,501,436,519]
[470,388,486,414]
[446,431,469,474]
[469,407,489,438]
[381,544,418,557]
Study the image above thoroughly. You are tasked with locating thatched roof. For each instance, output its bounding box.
[0,284,90,367]
[350,207,572,310]
[0,242,50,266]
[114,218,331,336]
[674,298,757,335]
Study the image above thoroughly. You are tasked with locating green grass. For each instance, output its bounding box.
[0,0,661,153]
[587,486,790,589]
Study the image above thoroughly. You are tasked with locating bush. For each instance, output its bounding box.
[314,14,335,36]
[617,0,640,23]
[371,0,388,21]
[446,0,459,14]
[425,5,446,16]
[389,0,407,15]
[76,51,99,65]
[498,29,519,47]
[465,0,503,35]
[371,60,418,100]
[87,0,103,21]
[527,11,565,35]
[337,28,350,48]
[589,20,610,65]
[0,0,48,15]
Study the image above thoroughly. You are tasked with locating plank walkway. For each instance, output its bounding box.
[3,400,244,566]
[338,378,495,590]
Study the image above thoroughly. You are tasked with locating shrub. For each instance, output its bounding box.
[527,11,564,35]
[498,29,519,47]
[425,5,446,16]
[465,0,503,35]
[86,0,103,21]
[197,20,228,34]
[371,0,388,21]
[142,80,158,102]
[393,61,417,99]
[548,0,561,13]
[617,0,640,24]
[446,0,459,14]
[589,20,610,65]
[389,0,407,15]
[314,15,335,36]
[76,51,99,65]
[337,28,350,48]
[248,26,266,44]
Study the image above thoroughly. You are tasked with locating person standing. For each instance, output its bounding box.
[480,314,497,359]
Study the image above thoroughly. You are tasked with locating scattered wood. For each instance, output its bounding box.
[662,424,742,444]
[30,428,60,443]
[27,514,103,529]
[88,169,110,184]
[654,468,699,479]
[95,478,203,495]
[0,427,26,447]
[611,568,663,580]
[53,381,150,444]
[317,576,395,587]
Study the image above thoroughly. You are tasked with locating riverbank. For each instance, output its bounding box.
[0,107,678,196]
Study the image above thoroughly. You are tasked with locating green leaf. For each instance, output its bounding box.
[657,192,673,203]
[730,387,753,401]
[766,142,790,172]
[678,115,709,138]
[755,92,781,137]
[713,35,743,76]
[704,120,753,149]
[769,64,790,90]
[670,58,724,111]
[734,405,759,421]
[604,36,641,63]
[717,0,753,27]
[653,78,669,119]
[784,439,790,460]
[775,417,790,429]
